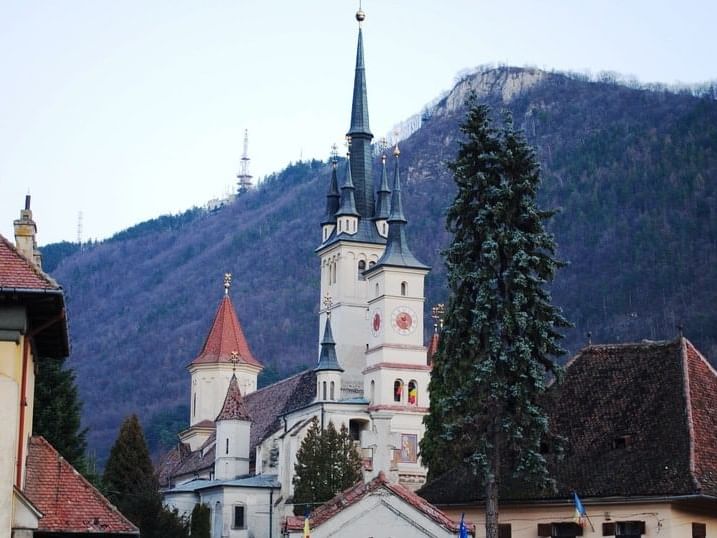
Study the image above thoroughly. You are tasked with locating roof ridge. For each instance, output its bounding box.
[245,368,312,401]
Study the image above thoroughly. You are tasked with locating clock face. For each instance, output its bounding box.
[391,306,417,335]
[371,311,382,336]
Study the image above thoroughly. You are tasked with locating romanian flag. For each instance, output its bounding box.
[458,513,469,538]
[572,492,587,528]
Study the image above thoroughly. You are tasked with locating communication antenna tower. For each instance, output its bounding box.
[236,129,253,195]
[77,211,84,249]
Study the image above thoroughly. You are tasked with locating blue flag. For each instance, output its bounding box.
[459,512,469,538]
[572,492,587,528]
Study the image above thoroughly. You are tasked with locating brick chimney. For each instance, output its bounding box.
[14,195,42,268]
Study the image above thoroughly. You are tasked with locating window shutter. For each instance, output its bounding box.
[498,523,512,538]
[537,523,552,537]
[602,522,615,536]
[692,523,706,538]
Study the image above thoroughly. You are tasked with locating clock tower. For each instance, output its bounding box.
[364,145,431,487]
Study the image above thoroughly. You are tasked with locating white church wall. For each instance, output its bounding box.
[201,487,279,538]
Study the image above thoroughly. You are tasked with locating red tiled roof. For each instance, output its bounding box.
[191,295,262,368]
[427,332,440,365]
[284,472,471,534]
[24,436,138,534]
[0,234,59,290]
[216,374,251,421]
[683,339,717,495]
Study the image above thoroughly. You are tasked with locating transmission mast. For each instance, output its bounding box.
[77,211,84,249]
[236,129,253,195]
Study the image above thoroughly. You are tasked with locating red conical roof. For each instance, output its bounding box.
[216,374,251,421]
[191,295,262,368]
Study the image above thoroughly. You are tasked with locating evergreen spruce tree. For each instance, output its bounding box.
[292,418,362,514]
[190,503,210,538]
[33,358,88,470]
[421,99,570,538]
[104,414,188,538]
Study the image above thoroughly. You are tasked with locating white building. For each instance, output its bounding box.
[160,9,464,538]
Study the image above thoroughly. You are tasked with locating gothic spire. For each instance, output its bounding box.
[321,158,340,226]
[370,145,429,270]
[336,153,359,217]
[315,316,343,372]
[374,153,391,220]
[346,12,374,219]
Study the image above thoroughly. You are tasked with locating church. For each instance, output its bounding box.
[158,8,465,538]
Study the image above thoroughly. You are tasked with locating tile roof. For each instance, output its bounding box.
[160,369,317,486]
[283,472,471,534]
[419,338,717,504]
[216,374,251,421]
[191,295,262,368]
[0,234,59,290]
[24,436,138,534]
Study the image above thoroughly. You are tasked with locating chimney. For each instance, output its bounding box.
[14,195,42,268]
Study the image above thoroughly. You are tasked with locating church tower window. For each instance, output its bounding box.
[393,379,403,402]
[322,381,327,400]
[233,505,246,529]
[193,393,196,417]
[408,380,418,405]
[401,281,407,296]
[330,381,335,400]
[358,260,366,280]
[370,380,375,403]
[225,438,229,454]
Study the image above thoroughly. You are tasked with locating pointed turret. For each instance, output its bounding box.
[215,374,252,479]
[216,374,251,421]
[336,156,359,218]
[321,159,341,227]
[370,146,429,270]
[374,154,391,238]
[315,314,343,402]
[315,316,343,372]
[346,11,374,219]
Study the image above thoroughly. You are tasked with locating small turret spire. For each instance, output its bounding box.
[374,153,391,220]
[321,146,341,226]
[315,315,343,372]
[388,144,406,224]
[336,148,359,217]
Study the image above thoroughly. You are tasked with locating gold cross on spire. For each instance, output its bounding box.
[224,273,232,295]
[323,293,333,318]
[431,303,445,332]
[230,350,239,372]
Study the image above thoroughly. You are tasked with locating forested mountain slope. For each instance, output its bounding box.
[44,67,717,463]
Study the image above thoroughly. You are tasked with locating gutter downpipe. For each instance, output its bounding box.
[16,335,30,487]
[269,488,274,538]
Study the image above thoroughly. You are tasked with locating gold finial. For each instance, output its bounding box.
[393,143,400,157]
[323,293,333,318]
[356,1,365,24]
[381,153,386,165]
[224,273,232,295]
[431,303,445,332]
[330,143,339,166]
[230,350,239,372]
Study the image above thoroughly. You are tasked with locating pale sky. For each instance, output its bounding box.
[1,1,714,245]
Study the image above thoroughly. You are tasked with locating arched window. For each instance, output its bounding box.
[369,261,375,268]
[226,437,230,454]
[375,283,379,296]
[330,381,335,400]
[370,380,375,404]
[358,260,366,280]
[322,381,327,400]
[401,281,407,296]
[393,379,403,403]
[331,263,336,284]
[193,393,196,417]
[317,380,321,399]
[408,380,418,405]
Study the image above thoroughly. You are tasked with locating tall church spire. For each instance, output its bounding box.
[346,10,374,219]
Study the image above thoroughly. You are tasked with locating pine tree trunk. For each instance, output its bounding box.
[485,429,500,538]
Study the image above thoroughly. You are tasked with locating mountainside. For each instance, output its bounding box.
[43,67,717,464]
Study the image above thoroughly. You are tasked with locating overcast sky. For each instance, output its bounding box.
[1,0,714,245]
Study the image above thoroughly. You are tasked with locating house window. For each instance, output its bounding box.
[692,523,706,538]
[393,379,403,402]
[400,281,407,296]
[408,380,418,405]
[498,524,512,538]
[233,505,246,529]
[330,381,335,400]
[602,521,645,537]
[358,260,366,280]
[538,522,583,537]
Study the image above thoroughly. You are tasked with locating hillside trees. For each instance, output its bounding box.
[421,99,569,538]
[104,414,188,538]
[292,418,362,514]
